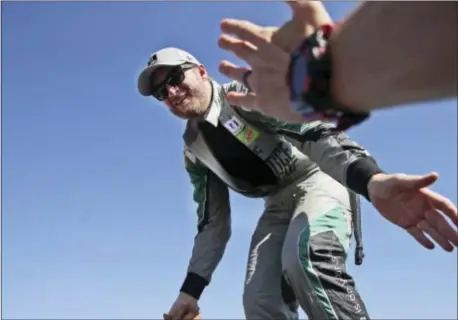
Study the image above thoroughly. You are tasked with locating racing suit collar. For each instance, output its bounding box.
[203,80,222,127]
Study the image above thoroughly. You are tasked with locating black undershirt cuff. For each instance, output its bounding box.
[346,158,384,201]
[179,272,209,300]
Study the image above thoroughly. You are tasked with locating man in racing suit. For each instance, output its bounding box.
[137,47,381,320]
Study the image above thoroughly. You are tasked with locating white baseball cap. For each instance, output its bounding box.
[137,47,201,96]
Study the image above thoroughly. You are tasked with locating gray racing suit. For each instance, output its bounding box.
[180,80,381,319]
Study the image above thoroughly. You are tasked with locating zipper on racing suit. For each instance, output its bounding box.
[349,191,365,265]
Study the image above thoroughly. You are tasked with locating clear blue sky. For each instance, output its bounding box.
[2,2,457,319]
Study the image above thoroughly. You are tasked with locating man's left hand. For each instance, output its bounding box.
[368,172,458,251]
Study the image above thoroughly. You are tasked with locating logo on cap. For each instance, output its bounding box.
[147,54,158,66]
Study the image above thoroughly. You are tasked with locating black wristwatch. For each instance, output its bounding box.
[287,24,370,131]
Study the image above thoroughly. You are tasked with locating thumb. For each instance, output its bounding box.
[285,1,310,25]
[226,91,257,109]
[285,1,333,26]
[399,172,439,190]
[285,0,310,15]
[285,0,302,12]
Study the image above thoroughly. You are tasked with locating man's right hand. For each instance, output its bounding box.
[368,172,458,251]
[163,292,200,320]
[218,1,335,123]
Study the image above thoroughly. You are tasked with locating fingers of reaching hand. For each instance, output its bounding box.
[404,188,458,251]
[425,208,458,247]
[407,226,435,250]
[423,188,458,226]
[408,204,458,252]
[218,28,290,67]
[418,218,454,251]
[219,60,251,84]
[220,19,270,48]
[218,35,258,63]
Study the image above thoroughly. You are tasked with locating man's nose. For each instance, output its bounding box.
[165,84,179,97]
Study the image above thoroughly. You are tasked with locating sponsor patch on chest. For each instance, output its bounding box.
[235,127,259,145]
[223,116,260,145]
[223,116,244,135]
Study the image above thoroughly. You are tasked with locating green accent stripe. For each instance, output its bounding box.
[298,207,350,319]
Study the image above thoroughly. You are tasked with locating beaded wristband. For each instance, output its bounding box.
[287,24,370,131]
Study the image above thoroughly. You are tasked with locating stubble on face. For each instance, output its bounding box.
[153,66,212,120]
[169,79,211,120]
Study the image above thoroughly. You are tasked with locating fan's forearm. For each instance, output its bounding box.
[330,2,457,112]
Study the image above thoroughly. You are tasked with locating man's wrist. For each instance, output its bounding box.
[179,272,209,300]
[367,172,385,184]
[346,158,384,201]
[366,172,386,200]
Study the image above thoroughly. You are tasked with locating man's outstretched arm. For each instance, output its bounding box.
[217,1,457,125]
[180,152,231,300]
[274,120,382,200]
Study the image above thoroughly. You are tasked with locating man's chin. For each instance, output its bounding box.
[170,109,205,120]
[170,104,208,120]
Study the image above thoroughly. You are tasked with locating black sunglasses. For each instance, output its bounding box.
[150,63,196,101]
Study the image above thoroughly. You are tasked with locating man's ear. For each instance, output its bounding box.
[197,64,209,80]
